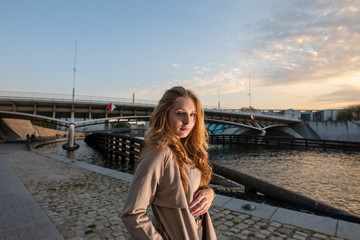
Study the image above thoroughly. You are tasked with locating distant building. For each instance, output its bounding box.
[278,109,301,119]
[323,109,341,121]
[300,111,313,121]
[313,111,324,121]
[312,109,341,121]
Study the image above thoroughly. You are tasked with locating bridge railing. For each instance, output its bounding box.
[0,91,157,106]
[204,107,300,121]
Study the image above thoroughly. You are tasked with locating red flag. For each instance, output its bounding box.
[107,103,116,111]
[250,114,255,120]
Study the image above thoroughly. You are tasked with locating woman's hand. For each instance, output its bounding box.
[189,187,215,216]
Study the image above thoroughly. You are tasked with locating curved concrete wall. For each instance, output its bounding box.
[1,118,84,140]
[306,121,360,142]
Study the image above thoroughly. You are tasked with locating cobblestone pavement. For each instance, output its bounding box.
[9,151,345,240]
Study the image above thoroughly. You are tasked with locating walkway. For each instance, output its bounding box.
[0,143,63,240]
[1,142,359,239]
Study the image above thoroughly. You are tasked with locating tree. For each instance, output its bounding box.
[240,106,256,112]
[114,122,129,128]
[345,104,360,120]
[336,110,353,121]
[336,104,360,121]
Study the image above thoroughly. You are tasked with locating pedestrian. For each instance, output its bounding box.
[122,86,216,239]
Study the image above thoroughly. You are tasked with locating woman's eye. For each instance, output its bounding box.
[175,112,196,117]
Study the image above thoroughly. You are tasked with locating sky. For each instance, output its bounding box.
[1,0,359,110]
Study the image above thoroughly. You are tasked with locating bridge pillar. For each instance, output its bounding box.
[62,123,79,150]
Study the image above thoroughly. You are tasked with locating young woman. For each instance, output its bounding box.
[122,86,216,239]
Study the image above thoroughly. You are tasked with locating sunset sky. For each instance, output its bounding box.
[1,0,359,110]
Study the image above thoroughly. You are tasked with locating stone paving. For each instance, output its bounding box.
[0,144,63,240]
[5,150,349,240]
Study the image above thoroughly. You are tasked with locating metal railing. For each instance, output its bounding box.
[0,90,158,106]
[204,107,300,121]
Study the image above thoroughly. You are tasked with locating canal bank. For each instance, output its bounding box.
[1,142,360,239]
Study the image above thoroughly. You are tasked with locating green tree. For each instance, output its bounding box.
[240,106,256,112]
[346,104,360,120]
[114,122,129,128]
[336,110,353,120]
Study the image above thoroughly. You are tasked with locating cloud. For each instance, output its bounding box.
[115,0,360,108]
[239,0,360,87]
[193,66,211,74]
[310,84,360,107]
[175,68,248,96]
[127,66,249,101]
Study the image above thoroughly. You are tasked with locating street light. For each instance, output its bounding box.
[72,40,77,102]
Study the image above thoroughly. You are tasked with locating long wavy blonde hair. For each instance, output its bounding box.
[144,86,212,193]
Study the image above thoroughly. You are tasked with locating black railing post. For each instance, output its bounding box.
[130,140,135,159]
[121,137,126,156]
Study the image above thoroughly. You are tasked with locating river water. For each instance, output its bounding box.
[38,140,360,218]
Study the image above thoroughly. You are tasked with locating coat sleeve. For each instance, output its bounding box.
[122,147,169,240]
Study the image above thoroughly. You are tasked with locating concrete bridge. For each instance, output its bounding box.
[0,91,301,149]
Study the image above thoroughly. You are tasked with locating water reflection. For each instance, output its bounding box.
[208,145,360,218]
[38,140,360,218]
[40,140,138,173]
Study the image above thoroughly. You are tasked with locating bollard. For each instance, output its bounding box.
[68,123,75,148]
[62,123,79,150]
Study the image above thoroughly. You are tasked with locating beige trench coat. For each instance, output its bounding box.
[122,146,217,240]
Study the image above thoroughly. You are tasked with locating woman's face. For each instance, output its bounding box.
[168,97,197,139]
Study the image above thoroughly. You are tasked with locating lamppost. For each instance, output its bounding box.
[63,41,79,150]
[218,84,220,110]
[72,41,77,101]
[248,74,252,111]
[71,40,77,121]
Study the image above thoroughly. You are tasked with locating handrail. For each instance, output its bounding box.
[0,90,158,106]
